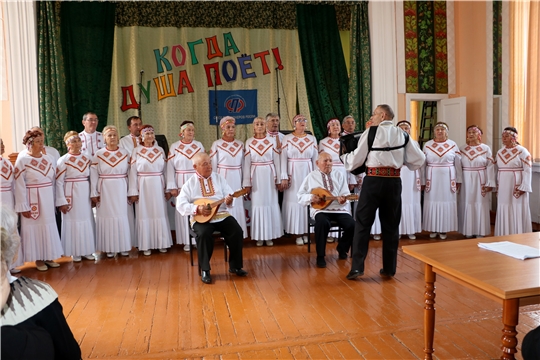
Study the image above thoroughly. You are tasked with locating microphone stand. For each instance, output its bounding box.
[138,70,144,120]
[214,69,219,140]
[275,66,281,124]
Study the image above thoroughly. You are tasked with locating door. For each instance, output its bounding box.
[438,97,467,148]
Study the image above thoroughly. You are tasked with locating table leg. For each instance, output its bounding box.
[424,263,436,360]
[501,298,519,360]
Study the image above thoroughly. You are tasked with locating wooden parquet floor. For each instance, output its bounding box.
[16,232,540,360]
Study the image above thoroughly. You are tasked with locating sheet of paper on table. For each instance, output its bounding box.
[478,241,540,260]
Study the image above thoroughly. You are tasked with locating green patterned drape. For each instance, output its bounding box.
[404,1,448,94]
[297,4,349,140]
[60,2,116,133]
[37,2,69,153]
[348,2,371,132]
[493,1,502,95]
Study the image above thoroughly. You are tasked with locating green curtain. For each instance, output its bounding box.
[37,2,69,152]
[297,4,349,141]
[348,2,372,132]
[60,2,116,133]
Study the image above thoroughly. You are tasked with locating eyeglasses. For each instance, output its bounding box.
[295,119,307,123]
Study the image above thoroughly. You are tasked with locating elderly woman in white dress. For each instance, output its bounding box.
[210,116,248,239]
[421,122,462,240]
[14,130,63,271]
[90,125,132,258]
[167,121,205,251]
[396,121,422,240]
[129,125,172,255]
[243,116,283,246]
[56,131,96,262]
[281,114,318,245]
[458,125,496,238]
[494,127,532,236]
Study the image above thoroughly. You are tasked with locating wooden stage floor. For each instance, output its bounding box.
[16,232,540,359]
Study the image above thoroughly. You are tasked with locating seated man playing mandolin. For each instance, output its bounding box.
[177,152,248,284]
[298,152,356,268]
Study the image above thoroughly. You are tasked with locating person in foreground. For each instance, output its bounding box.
[297,152,355,268]
[177,153,247,284]
[1,206,81,360]
[341,104,425,279]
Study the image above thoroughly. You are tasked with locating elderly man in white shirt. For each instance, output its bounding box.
[79,112,103,157]
[341,104,425,279]
[177,152,247,284]
[298,152,355,268]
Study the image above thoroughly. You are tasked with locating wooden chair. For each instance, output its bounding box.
[306,205,344,253]
[188,219,228,274]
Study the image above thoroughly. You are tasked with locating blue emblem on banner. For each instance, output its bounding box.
[209,90,257,125]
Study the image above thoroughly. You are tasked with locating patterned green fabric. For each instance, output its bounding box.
[404,1,448,94]
[37,2,69,153]
[60,2,116,133]
[348,2,371,132]
[493,1,502,95]
[115,1,352,31]
[297,4,349,141]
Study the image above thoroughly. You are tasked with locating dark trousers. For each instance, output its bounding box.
[351,176,402,274]
[192,216,244,271]
[314,212,355,257]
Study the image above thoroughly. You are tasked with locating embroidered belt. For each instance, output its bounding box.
[366,167,400,177]
[64,177,88,210]
[99,174,128,179]
[427,163,453,167]
[250,161,276,181]
[217,165,241,169]
[176,170,195,174]
[65,177,88,182]
[498,167,523,171]
[139,172,162,177]
[26,181,53,220]
[0,185,11,192]
[462,166,486,171]
[425,162,457,193]
[289,158,310,162]
[252,161,273,165]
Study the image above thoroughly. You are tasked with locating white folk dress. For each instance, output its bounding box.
[2,156,24,268]
[494,145,532,236]
[90,147,132,253]
[166,139,205,245]
[128,144,172,251]
[458,143,496,236]
[399,166,422,236]
[422,139,462,233]
[14,155,63,262]
[280,133,318,235]
[210,138,248,238]
[243,136,283,241]
[354,173,381,235]
[55,153,96,257]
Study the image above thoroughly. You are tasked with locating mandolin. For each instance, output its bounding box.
[192,188,249,223]
[310,187,359,210]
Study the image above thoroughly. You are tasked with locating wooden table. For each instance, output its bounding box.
[403,232,540,360]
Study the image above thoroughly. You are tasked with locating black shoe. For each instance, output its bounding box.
[338,251,348,260]
[201,270,212,284]
[346,270,363,280]
[316,256,326,268]
[379,269,395,277]
[229,268,248,277]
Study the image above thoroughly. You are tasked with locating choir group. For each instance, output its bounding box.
[0,110,533,273]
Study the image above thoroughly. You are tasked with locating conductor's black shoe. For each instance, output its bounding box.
[229,268,248,277]
[201,270,212,284]
[338,251,348,260]
[379,269,395,277]
[346,270,363,280]
[316,256,326,268]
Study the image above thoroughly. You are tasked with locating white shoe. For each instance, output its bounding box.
[296,238,304,246]
[408,234,416,240]
[44,261,60,268]
[326,237,335,243]
[159,248,167,253]
[256,240,264,247]
[72,256,82,262]
[107,252,115,258]
[429,233,438,239]
[120,251,129,256]
[143,250,151,256]
[183,245,190,252]
[303,236,308,244]
[83,254,95,261]
[266,240,273,247]
[373,235,381,240]
[439,233,447,240]
[10,268,21,274]
[35,261,48,271]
